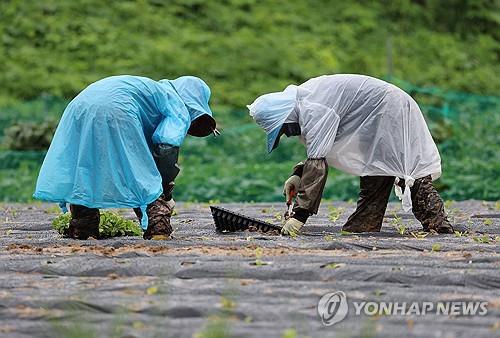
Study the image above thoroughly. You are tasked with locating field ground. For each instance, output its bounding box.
[0,201,499,338]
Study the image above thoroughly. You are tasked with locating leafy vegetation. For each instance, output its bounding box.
[3,119,58,150]
[52,211,142,238]
[0,0,498,203]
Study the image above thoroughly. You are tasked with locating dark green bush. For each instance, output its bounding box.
[3,118,58,150]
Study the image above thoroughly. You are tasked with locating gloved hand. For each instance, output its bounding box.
[283,175,301,203]
[281,218,304,237]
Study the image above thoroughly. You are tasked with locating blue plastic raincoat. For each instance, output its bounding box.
[34,75,213,228]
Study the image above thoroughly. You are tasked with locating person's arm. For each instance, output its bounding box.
[281,158,328,236]
[151,106,190,201]
[292,158,328,222]
[152,143,180,201]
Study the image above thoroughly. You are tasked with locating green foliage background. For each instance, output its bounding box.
[0,0,498,203]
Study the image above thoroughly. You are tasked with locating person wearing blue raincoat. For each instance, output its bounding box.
[248,74,453,236]
[34,75,217,240]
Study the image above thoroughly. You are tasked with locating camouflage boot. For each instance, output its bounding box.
[410,175,454,234]
[65,205,100,240]
[134,194,174,240]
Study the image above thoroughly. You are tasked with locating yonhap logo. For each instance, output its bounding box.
[317,290,488,326]
[317,291,349,326]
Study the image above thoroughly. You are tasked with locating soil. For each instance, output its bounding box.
[0,201,499,337]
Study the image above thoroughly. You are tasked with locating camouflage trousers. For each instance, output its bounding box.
[133,194,174,240]
[342,175,453,233]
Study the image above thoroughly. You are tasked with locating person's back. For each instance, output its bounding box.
[300,74,398,119]
[68,75,174,142]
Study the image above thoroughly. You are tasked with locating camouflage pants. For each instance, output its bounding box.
[342,175,453,233]
[133,194,174,240]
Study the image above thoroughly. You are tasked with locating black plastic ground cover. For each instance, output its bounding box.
[210,206,282,233]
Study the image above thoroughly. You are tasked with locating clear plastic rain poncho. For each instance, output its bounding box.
[248,74,441,211]
[34,75,214,228]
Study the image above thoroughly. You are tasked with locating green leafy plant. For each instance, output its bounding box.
[282,329,298,338]
[3,118,58,151]
[431,243,442,252]
[52,211,142,238]
[323,262,346,269]
[252,247,270,266]
[472,235,491,244]
[328,205,344,222]
[483,218,493,226]
[324,235,335,241]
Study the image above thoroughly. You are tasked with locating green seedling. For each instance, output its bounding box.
[282,328,298,338]
[444,200,453,210]
[454,230,468,237]
[340,230,352,236]
[472,235,490,244]
[194,315,230,338]
[328,205,344,222]
[324,235,335,241]
[431,243,442,252]
[274,212,283,221]
[52,211,142,238]
[483,218,493,226]
[252,247,269,266]
[220,296,236,311]
[323,263,346,269]
[395,224,407,235]
[146,286,158,295]
[391,212,408,235]
[391,211,403,225]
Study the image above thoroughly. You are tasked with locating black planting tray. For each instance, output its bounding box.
[210,206,282,234]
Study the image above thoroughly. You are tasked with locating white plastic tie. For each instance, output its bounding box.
[402,176,414,212]
[394,176,414,212]
[394,178,403,200]
[59,202,68,213]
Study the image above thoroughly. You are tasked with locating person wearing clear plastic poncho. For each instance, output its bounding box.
[248,74,453,236]
[34,75,218,240]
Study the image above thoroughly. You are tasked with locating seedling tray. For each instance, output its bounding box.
[210,206,282,234]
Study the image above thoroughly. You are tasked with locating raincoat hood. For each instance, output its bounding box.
[163,76,216,137]
[247,85,299,153]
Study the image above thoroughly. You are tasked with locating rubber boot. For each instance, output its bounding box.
[134,194,173,240]
[66,205,100,240]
